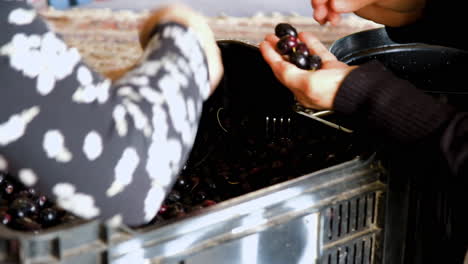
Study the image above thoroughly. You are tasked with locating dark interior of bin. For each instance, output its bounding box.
[332,31,468,264]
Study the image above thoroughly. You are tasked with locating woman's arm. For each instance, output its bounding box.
[0,1,221,226]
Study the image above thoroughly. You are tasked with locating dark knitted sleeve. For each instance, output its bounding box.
[333,60,468,177]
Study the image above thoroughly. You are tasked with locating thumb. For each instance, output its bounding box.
[330,0,377,12]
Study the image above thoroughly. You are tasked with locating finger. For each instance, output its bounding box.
[330,0,377,13]
[327,10,341,26]
[264,33,279,44]
[313,4,329,25]
[263,34,280,54]
[298,32,336,62]
[311,0,328,8]
[259,40,285,66]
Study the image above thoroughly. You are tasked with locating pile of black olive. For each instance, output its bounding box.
[0,172,78,232]
[1,128,360,230]
[150,116,360,225]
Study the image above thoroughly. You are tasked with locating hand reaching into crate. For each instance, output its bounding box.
[0,1,223,229]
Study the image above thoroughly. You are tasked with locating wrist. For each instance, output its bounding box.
[312,65,358,109]
[139,6,192,49]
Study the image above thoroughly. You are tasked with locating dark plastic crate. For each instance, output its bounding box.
[0,160,388,264]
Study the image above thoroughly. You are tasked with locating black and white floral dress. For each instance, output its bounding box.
[0,1,210,226]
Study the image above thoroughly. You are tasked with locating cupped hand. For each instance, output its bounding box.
[311,0,426,27]
[139,4,223,94]
[260,32,356,110]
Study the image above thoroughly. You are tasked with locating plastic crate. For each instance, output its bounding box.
[0,157,388,264]
[0,40,400,264]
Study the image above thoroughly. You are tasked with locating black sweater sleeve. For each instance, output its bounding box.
[333,60,468,178]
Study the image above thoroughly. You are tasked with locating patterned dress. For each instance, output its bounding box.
[0,1,210,226]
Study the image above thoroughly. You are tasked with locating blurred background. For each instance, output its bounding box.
[46,0,314,16]
[38,0,380,79]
